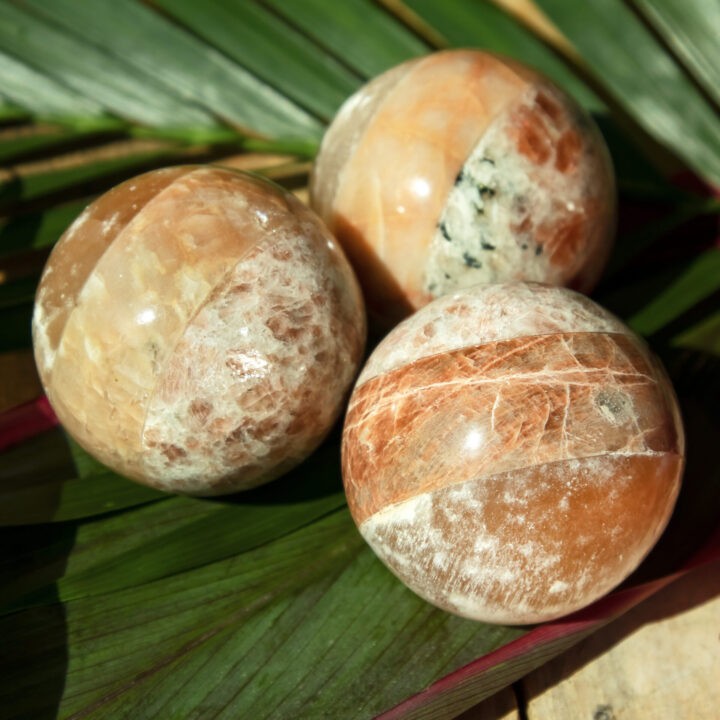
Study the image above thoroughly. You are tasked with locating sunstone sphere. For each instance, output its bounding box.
[33,166,366,496]
[311,50,616,327]
[342,283,683,624]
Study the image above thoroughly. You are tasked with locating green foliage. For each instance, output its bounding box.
[535,0,720,185]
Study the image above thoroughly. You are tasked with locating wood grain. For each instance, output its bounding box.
[522,559,720,719]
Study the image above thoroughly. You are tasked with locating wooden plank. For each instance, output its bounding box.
[456,686,520,719]
[522,560,720,719]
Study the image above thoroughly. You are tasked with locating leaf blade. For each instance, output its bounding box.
[397,0,604,111]
[633,0,720,108]
[628,249,720,336]
[0,2,215,128]
[1,510,523,719]
[0,50,107,121]
[20,0,323,140]
[535,0,720,185]
[264,0,429,79]
[153,0,362,121]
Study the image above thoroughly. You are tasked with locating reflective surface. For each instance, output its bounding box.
[312,51,616,327]
[34,166,366,495]
[343,284,683,624]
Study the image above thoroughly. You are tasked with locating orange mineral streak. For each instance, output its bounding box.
[36,167,274,480]
[331,51,530,318]
[343,332,682,524]
[504,85,615,291]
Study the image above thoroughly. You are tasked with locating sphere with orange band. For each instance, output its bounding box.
[342,283,683,624]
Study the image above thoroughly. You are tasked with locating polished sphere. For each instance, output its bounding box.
[312,50,616,326]
[342,283,683,624]
[33,166,366,495]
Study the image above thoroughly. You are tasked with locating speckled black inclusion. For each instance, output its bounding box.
[462,252,482,269]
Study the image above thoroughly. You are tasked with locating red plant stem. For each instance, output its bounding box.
[0,394,58,452]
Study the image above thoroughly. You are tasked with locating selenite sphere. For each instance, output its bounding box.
[342,283,684,624]
[311,50,616,326]
[33,166,366,495]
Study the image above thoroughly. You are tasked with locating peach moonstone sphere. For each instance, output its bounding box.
[32,166,366,496]
[311,50,616,326]
[342,283,684,624]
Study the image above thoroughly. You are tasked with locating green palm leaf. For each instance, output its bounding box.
[18,0,325,139]
[151,0,362,122]
[627,0,720,108]
[0,2,214,129]
[534,0,720,184]
[1,1,719,718]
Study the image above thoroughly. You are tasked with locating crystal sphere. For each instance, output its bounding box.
[312,50,616,327]
[342,283,683,624]
[33,166,366,495]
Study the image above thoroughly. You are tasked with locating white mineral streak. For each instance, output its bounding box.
[358,283,632,385]
[101,211,120,236]
[424,88,556,294]
[31,292,57,378]
[360,453,659,624]
[32,204,92,377]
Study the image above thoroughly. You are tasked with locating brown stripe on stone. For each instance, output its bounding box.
[343,332,682,523]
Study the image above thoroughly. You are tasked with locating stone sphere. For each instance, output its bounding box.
[342,283,683,624]
[33,166,366,495]
[311,50,616,327]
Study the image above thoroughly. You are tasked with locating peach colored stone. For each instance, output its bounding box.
[311,50,616,327]
[342,283,683,624]
[33,166,366,495]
